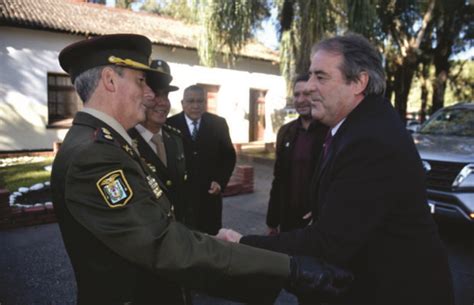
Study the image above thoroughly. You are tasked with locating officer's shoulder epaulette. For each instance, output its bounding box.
[94,127,119,146]
[163,124,182,136]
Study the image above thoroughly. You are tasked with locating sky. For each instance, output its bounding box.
[254,6,279,51]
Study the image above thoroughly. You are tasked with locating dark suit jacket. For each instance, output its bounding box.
[52,112,289,305]
[167,111,236,234]
[128,125,192,226]
[241,95,453,305]
[266,118,327,231]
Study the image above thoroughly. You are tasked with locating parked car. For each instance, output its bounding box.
[412,102,474,224]
[406,119,422,133]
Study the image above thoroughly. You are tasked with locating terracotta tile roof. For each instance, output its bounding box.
[0,0,279,62]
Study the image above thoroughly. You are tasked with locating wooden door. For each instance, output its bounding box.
[249,89,266,142]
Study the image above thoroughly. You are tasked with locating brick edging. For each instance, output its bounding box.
[0,188,57,230]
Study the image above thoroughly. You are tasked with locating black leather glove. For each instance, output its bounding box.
[285,256,354,298]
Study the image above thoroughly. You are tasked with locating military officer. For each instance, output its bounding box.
[51,33,353,305]
[128,59,193,305]
[128,59,193,228]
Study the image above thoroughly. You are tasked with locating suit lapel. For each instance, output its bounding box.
[178,112,193,140]
[129,128,170,182]
[194,113,208,144]
[163,130,178,179]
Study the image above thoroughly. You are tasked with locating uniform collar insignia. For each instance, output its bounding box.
[123,144,134,157]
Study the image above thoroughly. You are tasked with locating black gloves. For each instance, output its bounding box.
[286,256,354,298]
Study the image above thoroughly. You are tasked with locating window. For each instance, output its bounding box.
[47,73,82,128]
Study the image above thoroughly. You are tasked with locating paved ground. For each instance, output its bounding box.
[0,157,473,305]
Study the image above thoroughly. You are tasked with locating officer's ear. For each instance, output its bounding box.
[102,66,117,93]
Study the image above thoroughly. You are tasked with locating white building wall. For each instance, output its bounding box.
[0,27,82,151]
[0,27,286,151]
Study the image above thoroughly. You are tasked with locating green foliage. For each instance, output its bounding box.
[446,60,474,104]
[115,0,134,9]
[278,0,338,93]
[138,0,472,117]
[141,0,198,23]
[0,158,53,192]
[197,0,270,66]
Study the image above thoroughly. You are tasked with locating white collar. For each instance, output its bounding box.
[330,118,346,136]
[81,108,133,146]
[135,124,162,142]
[184,114,201,129]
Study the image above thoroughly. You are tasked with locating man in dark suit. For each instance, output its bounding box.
[51,33,354,305]
[128,59,192,305]
[267,74,328,234]
[218,34,454,305]
[167,85,236,235]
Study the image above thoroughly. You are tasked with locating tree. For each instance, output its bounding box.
[115,0,134,9]
[196,0,270,67]
[141,0,198,23]
[430,0,473,113]
[138,0,472,117]
[379,0,436,120]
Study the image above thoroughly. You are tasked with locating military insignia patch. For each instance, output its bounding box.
[96,170,133,208]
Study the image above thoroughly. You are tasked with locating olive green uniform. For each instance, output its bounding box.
[51,110,289,305]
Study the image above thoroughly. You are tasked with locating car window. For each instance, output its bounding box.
[419,108,474,136]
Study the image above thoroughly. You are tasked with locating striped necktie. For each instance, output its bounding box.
[322,130,333,160]
[191,120,198,141]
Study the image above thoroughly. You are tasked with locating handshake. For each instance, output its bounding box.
[216,229,354,299]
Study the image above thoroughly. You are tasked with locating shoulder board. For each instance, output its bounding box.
[94,127,119,145]
[163,124,182,136]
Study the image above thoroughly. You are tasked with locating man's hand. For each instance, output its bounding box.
[215,228,242,243]
[286,256,353,298]
[268,227,279,235]
[208,181,221,195]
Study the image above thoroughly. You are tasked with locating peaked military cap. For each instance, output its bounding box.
[148,59,179,92]
[58,33,172,84]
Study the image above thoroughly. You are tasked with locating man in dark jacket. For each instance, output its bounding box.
[267,74,328,234]
[167,86,236,235]
[217,33,454,305]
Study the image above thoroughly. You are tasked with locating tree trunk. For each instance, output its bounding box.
[419,64,430,123]
[432,68,448,114]
[393,55,418,122]
[430,0,467,114]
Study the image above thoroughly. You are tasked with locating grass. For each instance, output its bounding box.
[242,150,276,160]
[0,157,54,192]
[240,146,276,160]
[0,148,275,193]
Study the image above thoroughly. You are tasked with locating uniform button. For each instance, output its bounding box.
[166,180,172,186]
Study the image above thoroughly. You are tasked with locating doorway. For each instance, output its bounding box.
[249,89,267,142]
